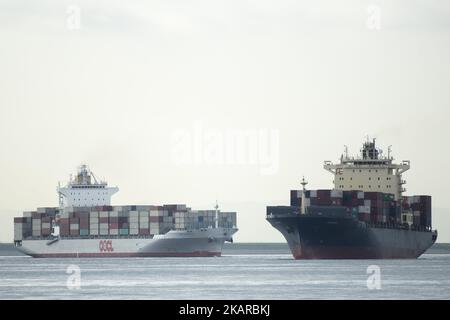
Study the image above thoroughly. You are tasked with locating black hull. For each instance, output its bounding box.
[267,214,437,259]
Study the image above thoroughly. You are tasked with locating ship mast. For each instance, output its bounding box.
[300,176,308,215]
[214,201,219,228]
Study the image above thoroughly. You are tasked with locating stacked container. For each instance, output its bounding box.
[41,216,52,236]
[139,211,149,235]
[32,213,42,237]
[70,217,79,236]
[129,211,139,235]
[99,211,109,235]
[109,211,119,235]
[90,211,99,236]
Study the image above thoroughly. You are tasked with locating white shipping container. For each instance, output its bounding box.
[109,229,119,235]
[364,200,371,207]
[99,212,109,218]
[32,230,41,237]
[129,229,139,235]
[90,229,99,235]
[23,211,33,218]
[129,211,139,218]
[139,222,149,229]
[357,191,364,199]
[358,206,370,214]
[42,223,51,228]
[139,211,149,218]
[99,229,109,235]
[129,217,139,223]
[70,224,79,230]
[109,211,118,218]
[331,190,343,198]
[310,190,317,198]
[90,212,99,218]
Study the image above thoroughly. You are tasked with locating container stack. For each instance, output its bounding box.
[99,211,109,235]
[290,190,302,207]
[129,211,139,235]
[14,203,237,240]
[70,217,79,236]
[79,212,89,236]
[402,196,432,227]
[41,216,52,236]
[284,189,427,226]
[109,211,119,235]
[149,210,161,235]
[218,212,237,228]
[89,212,99,236]
[14,217,31,241]
[139,211,149,235]
[32,212,42,237]
[174,211,186,230]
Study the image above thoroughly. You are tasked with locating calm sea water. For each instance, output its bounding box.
[0,244,449,300]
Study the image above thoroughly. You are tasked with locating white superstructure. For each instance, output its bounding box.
[57,165,118,208]
[323,139,410,200]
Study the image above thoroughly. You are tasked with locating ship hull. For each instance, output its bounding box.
[267,214,436,259]
[16,228,237,258]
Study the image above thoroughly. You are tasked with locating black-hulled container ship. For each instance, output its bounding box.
[267,139,437,259]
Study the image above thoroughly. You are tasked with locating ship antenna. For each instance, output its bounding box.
[388,145,392,159]
[214,200,219,229]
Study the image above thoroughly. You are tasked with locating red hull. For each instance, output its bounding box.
[30,251,222,258]
[291,245,422,259]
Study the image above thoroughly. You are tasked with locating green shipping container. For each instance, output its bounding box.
[383,193,395,201]
[119,229,129,235]
[80,229,89,236]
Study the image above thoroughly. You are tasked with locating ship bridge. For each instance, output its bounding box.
[57,165,118,208]
[323,139,410,200]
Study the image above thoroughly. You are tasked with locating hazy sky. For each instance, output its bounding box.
[1,0,450,243]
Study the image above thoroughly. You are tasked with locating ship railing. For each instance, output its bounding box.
[366,222,431,232]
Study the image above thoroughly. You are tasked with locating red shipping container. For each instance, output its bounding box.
[357,213,370,222]
[80,222,89,229]
[150,216,159,223]
[109,223,119,229]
